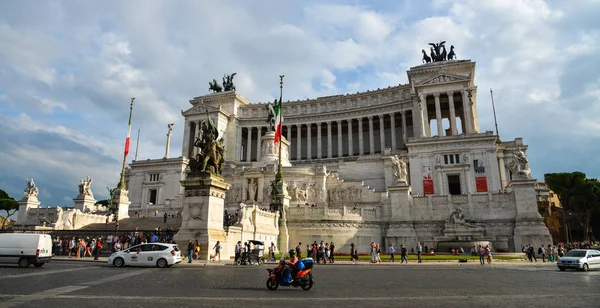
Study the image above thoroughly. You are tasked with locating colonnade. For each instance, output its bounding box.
[239,111,412,162]
[420,90,475,138]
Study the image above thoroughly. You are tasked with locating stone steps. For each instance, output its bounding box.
[78,217,182,231]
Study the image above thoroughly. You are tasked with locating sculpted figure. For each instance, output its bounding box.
[391,155,408,183]
[266,100,277,131]
[247,178,258,202]
[288,182,298,201]
[446,207,480,228]
[506,148,532,179]
[24,178,39,199]
[422,49,431,63]
[189,110,225,175]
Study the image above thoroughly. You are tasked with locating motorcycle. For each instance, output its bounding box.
[266,258,314,291]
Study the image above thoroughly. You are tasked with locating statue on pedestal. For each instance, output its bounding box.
[505,148,532,179]
[422,41,457,62]
[23,178,39,199]
[189,110,225,175]
[78,176,94,199]
[445,207,481,228]
[390,155,408,184]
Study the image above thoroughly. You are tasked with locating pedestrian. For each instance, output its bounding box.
[94,238,103,260]
[547,244,555,262]
[376,244,382,263]
[329,242,335,264]
[400,244,408,263]
[235,241,242,264]
[187,239,194,263]
[155,209,158,217]
[389,244,396,262]
[370,242,377,263]
[213,241,222,261]
[296,242,302,259]
[478,245,485,265]
[269,242,276,262]
[539,246,546,262]
[416,242,423,263]
[485,245,493,264]
[350,243,358,264]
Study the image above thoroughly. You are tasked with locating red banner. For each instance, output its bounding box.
[475,177,488,192]
[423,179,434,195]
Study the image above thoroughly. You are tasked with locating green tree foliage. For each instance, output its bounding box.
[544,172,600,242]
[0,189,19,230]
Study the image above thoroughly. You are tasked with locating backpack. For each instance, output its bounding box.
[538,247,542,254]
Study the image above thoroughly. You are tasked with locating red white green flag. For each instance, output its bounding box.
[124,100,134,156]
[274,97,283,144]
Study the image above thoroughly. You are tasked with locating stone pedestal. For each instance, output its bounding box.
[386,183,417,246]
[174,171,231,261]
[73,195,97,213]
[111,188,131,219]
[509,178,552,251]
[260,132,292,167]
[388,183,412,220]
[16,196,40,226]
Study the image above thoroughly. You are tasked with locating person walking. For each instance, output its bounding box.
[485,245,493,264]
[389,244,396,262]
[329,242,335,264]
[416,242,423,263]
[477,245,485,265]
[93,238,103,260]
[269,242,276,262]
[213,241,222,262]
[400,244,408,263]
[234,241,242,264]
[163,212,168,223]
[350,243,358,264]
[539,246,546,262]
[187,239,194,263]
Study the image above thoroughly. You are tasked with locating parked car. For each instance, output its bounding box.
[108,243,181,268]
[0,233,52,268]
[557,249,600,272]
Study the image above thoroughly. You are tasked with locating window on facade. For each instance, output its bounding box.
[149,189,157,204]
[443,154,461,165]
[150,174,160,182]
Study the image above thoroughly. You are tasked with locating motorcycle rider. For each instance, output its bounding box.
[284,249,300,283]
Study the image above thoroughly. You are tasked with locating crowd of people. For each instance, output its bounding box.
[50,227,177,260]
[521,241,599,262]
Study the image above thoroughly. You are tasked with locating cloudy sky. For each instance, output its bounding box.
[1,0,599,206]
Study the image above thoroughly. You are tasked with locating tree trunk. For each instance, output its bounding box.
[584,211,592,242]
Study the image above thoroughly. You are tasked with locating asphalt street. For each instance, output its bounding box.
[0,261,599,308]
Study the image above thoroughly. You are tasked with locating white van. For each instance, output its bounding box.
[0,233,52,267]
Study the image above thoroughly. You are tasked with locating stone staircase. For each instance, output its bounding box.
[78,217,182,231]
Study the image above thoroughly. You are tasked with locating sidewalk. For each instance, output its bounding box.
[52,256,557,267]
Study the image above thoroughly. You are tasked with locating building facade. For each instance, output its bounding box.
[126,59,552,252]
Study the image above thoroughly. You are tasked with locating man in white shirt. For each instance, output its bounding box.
[389,244,396,262]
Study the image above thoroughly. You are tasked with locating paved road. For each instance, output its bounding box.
[1,261,598,308]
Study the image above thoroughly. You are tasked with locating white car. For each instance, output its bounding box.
[557,249,600,272]
[108,243,181,268]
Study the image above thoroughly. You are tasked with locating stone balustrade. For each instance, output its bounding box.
[411,192,515,222]
[287,205,380,221]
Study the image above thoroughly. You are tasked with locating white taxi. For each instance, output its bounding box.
[108,243,181,268]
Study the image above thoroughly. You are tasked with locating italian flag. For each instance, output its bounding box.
[274,97,283,144]
[124,108,133,156]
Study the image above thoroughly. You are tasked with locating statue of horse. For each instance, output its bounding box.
[422,49,431,63]
[440,45,447,61]
[223,73,237,91]
[209,79,223,93]
[447,45,456,60]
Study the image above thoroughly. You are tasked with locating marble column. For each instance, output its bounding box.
[347,119,353,156]
[402,111,408,145]
[256,126,262,161]
[420,94,429,138]
[317,123,322,159]
[498,154,507,191]
[462,90,473,134]
[437,169,444,195]
[447,91,458,135]
[434,93,443,136]
[306,123,312,160]
[296,124,302,160]
[358,118,364,155]
[379,115,385,153]
[368,116,374,154]
[327,121,332,158]
[236,125,242,161]
[337,120,343,157]
[286,125,292,143]
[246,127,252,162]
[390,113,396,152]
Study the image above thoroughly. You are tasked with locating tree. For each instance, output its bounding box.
[571,179,600,242]
[0,189,19,230]
[544,172,587,242]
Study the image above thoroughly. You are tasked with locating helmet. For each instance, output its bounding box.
[289,249,296,256]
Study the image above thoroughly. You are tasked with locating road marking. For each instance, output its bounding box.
[0,269,153,307]
[0,267,93,280]
[0,286,88,308]
[30,293,600,301]
[79,268,156,286]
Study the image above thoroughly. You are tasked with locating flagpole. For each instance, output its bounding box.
[134,128,140,161]
[490,88,500,144]
[118,97,135,189]
[276,75,285,181]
